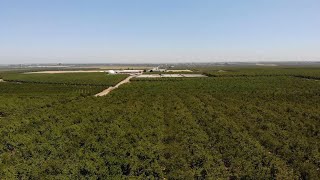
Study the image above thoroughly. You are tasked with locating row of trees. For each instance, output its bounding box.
[0,71,319,179]
[1,72,128,86]
[201,67,320,79]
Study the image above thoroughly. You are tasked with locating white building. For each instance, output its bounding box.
[108,70,116,74]
[149,67,166,72]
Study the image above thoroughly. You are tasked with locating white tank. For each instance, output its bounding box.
[108,70,116,74]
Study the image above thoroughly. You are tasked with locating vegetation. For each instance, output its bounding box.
[0,67,319,179]
[201,67,320,79]
[1,72,128,86]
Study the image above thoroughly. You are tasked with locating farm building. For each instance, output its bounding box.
[148,67,167,72]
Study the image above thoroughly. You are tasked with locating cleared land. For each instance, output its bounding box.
[166,69,193,72]
[137,74,207,78]
[81,65,153,70]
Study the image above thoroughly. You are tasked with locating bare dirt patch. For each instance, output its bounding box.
[136,74,207,78]
[166,69,193,72]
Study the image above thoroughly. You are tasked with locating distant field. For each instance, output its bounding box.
[143,69,195,74]
[201,67,320,79]
[1,72,128,86]
[136,74,207,78]
[0,67,319,179]
[95,65,153,70]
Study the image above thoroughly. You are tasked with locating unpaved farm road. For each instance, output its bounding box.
[95,75,136,97]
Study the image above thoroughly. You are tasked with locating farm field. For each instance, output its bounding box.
[201,67,320,79]
[0,72,128,86]
[0,67,319,179]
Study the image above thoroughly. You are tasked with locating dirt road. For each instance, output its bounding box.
[95,75,136,97]
[0,79,5,82]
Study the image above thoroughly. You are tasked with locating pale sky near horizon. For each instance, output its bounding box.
[0,0,319,64]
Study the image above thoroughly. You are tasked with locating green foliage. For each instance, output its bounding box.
[202,67,320,79]
[0,68,319,179]
[2,72,128,86]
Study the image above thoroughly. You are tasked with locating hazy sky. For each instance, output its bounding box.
[0,0,319,64]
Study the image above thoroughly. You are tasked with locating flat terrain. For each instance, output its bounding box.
[24,70,106,74]
[166,69,193,72]
[1,72,128,86]
[86,65,153,70]
[137,74,207,78]
[0,67,319,179]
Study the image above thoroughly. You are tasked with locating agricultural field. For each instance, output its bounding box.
[1,72,128,86]
[201,67,320,79]
[0,67,319,179]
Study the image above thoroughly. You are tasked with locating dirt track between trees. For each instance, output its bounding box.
[95,75,136,97]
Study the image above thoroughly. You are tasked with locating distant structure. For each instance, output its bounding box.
[148,66,167,72]
[108,70,116,74]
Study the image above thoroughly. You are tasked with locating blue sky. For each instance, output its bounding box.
[0,0,319,64]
